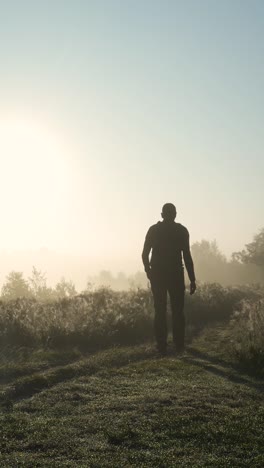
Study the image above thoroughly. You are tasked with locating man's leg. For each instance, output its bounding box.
[151,274,168,353]
[168,276,185,352]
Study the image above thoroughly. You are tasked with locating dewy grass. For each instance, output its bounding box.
[0,332,263,467]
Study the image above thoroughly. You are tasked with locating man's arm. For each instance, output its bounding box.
[182,229,196,294]
[142,228,153,279]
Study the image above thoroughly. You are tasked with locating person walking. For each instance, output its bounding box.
[142,203,196,355]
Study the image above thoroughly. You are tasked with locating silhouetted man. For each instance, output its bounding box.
[142,203,196,355]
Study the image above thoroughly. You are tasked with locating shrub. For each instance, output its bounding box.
[185,282,263,330]
[0,283,263,350]
[0,288,154,349]
[229,299,264,375]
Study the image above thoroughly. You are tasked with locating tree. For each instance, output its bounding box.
[192,240,226,263]
[97,270,113,287]
[191,240,228,283]
[28,266,54,301]
[232,228,264,267]
[55,277,77,298]
[128,271,147,289]
[1,271,32,300]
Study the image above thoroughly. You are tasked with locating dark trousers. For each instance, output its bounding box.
[150,270,185,350]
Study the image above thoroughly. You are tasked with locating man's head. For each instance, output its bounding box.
[161,203,177,222]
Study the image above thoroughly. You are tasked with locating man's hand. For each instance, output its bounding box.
[190,281,196,295]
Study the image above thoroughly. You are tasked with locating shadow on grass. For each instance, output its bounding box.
[184,347,264,394]
[0,345,157,406]
[0,348,82,386]
[1,341,263,411]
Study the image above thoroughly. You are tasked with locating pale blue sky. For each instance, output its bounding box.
[0,0,263,271]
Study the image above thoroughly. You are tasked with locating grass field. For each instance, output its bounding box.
[0,327,263,467]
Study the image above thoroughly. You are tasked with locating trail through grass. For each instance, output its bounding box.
[0,329,263,467]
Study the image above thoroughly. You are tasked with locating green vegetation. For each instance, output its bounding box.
[229,299,264,374]
[233,228,264,268]
[0,284,263,372]
[0,328,263,467]
[1,267,77,302]
[0,282,263,381]
[0,266,263,465]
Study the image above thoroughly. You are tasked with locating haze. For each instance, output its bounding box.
[1,1,263,286]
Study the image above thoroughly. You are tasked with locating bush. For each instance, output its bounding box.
[229,299,264,375]
[0,288,153,350]
[0,283,263,350]
[185,283,263,330]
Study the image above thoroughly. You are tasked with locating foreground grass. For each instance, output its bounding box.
[0,330,263,467]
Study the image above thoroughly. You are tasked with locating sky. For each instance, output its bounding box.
[0,0,264,278]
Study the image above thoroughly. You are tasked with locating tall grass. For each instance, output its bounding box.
[230,299,264,374]
[0,283,263,352]
[0,288,153,349]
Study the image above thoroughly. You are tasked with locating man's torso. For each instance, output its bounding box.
[148,221,187,273]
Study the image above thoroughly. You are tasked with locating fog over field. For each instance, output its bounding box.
[0,248,134,291]
[1,229,263,293]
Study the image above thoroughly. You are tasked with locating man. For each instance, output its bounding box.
[142,203,196,355]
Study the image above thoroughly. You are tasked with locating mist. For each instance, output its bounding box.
[1,230,263,297]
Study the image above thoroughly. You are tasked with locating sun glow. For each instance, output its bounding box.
[0,117,71,249]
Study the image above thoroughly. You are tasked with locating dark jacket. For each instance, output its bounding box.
[142,221,195,282]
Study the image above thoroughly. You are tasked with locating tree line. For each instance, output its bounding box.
[1,228,263,300]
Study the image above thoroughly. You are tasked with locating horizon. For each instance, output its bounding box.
[0,228,259,291]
